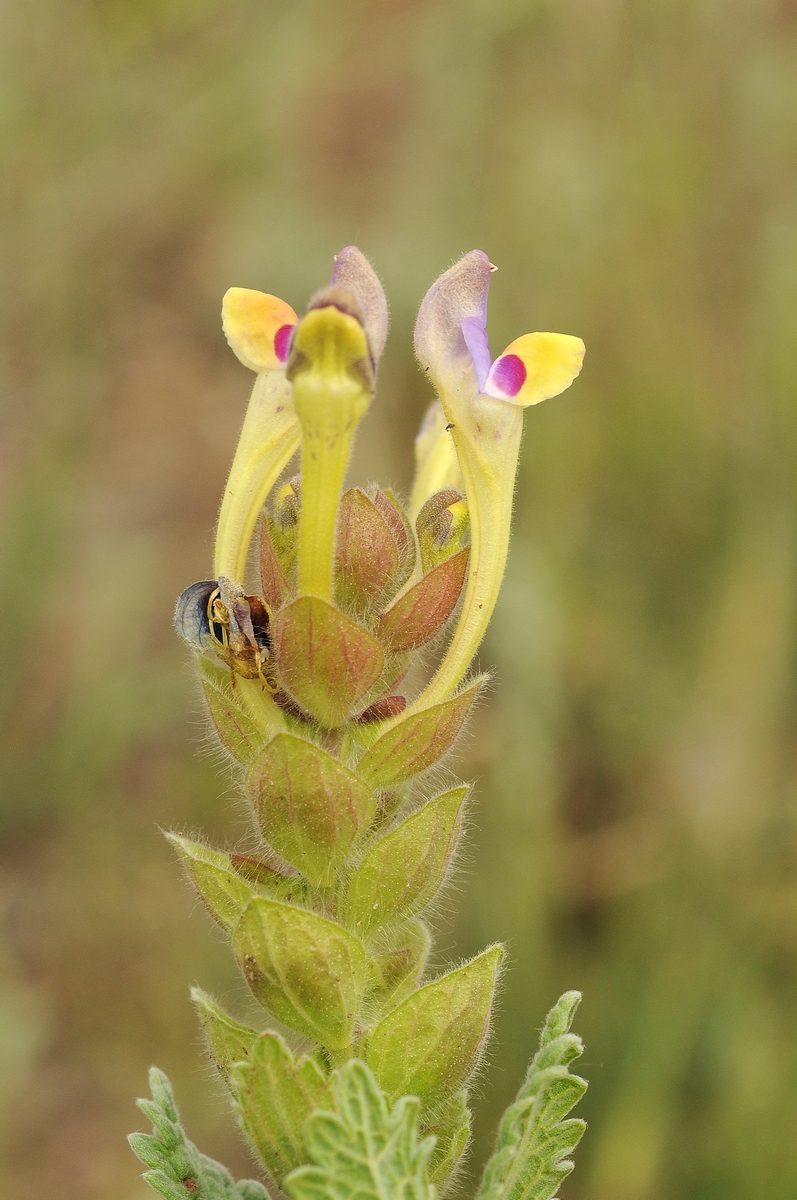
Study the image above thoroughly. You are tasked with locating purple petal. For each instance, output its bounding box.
[330,246,389,361]
[414,251,493,383]
[486,353,527,399]
[461,316,492,391]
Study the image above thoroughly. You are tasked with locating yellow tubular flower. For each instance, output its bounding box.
[214,288,300,582]
[410,250,584,711]
[287,293,375,603]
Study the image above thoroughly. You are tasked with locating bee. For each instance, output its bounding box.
[175,576,277,691]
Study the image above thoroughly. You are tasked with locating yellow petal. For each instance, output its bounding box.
[485,332,584,406]
[222,288,298,372]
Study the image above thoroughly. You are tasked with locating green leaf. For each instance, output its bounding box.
[129,1066,270,1200]
[272,596,384,728]
[284,1060,435,1200]
[424,1090,471,1194]
[345,787,467,939]
[197,655,268,766]
[374,488,417,598]
[376,549,469,654]
[191,989,259,1080]
[234,896,367,1052]
[356,680,483,789]
[366,919,431,1015]
[476,992,588,1200]
[229,1031,332,1180]
[247,733,376,887]
[260,510,294,609]
[367,945,503,1105]
[336,487,400,612]
[167,835,256,932]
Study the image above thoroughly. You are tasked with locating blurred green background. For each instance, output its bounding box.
[2,0,797,1196]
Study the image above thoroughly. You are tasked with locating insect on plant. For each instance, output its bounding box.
[130,247,587,1200]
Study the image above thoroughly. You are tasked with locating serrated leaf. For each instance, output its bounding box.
[247,733,376,887]
[229,1031,332,1180]
[234,897,367,1051]
[424,1090,471,1194]
[346,787,467,939]
[284,1060,435,1200]
[367,945,503,1105]
[476,992,588,1200]
[377,549,469,654]
[167,835,255,932]
[130,1067,270,1200]
[197,655,267,764]
[272,597,384,727]
[356,680,483,789]
[192,989,259,1080]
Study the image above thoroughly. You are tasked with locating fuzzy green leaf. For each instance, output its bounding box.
[376,549,469,654]
[476,992,588,1200]
[234,897,367,1051]
[346,787,467,939]
[284,1060,435,1200]
[366,919,431,1016]
[229,1031,332,1180]
[247,733,376,887]
[191,989,259,1080]
[336,487,401,612]
[367,945,503,1105]
[356,680,483,789]
[130,1067,270,1200]
[197,655,267,765]
[272,597,384,728]
[423,1089,471,1194]
[167,835,256,932]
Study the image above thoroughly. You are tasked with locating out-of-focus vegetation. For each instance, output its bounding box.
[2,1,797,1197]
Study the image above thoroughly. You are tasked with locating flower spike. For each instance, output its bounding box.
[159,249,589,1200]
[214,289,301,583]
[409,251,584,710]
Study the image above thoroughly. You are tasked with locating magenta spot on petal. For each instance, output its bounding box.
[274,323,295,363]
[491,353,526,397]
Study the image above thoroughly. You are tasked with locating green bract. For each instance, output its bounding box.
[132,248,587,1200]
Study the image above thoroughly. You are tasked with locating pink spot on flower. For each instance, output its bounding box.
[490,353,526,397]
[274,323,295,363]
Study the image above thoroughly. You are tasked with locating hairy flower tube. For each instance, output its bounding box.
[132,249,587,1200]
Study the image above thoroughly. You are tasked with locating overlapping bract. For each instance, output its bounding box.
[154,248,586,1200]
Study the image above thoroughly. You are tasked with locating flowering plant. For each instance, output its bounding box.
[130,248,586,1200]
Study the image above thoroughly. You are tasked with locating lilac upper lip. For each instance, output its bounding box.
[461,316,494,392]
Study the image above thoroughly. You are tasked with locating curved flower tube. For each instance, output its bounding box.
[214,289,301,582]
[288,290,375,602]
[214,249,388,588]
[410,250,584,710]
